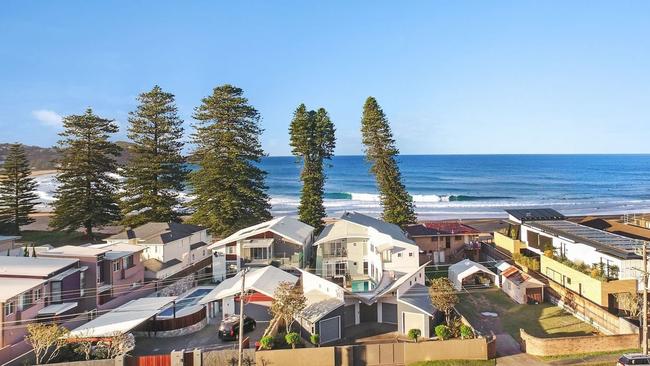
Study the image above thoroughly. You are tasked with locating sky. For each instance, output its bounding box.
[0,1,649,156]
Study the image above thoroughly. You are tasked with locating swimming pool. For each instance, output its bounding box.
[351,280,374,292]
[158,287,212,317]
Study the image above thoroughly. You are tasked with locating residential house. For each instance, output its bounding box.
[209,216,314,281]
[0,256,82,347]
[495,261,545,305]
[405,221,480,264]
[0,236,20,253]
[308,212,436,341]
[39,244,145,307]
[495,208,640,311]
[105,222,211,280]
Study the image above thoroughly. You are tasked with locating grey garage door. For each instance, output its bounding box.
[319,316,341,344]
[343,305,355,327]
[382,303,397,324]
[360,303,377,323]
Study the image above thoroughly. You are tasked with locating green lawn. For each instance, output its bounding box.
[456,288,597,342]
[19,230,109,247]
[409,360,495,366]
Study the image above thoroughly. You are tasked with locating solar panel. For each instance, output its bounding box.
[527,220,646,257]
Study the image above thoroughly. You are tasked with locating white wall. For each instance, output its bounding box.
[301,270,345,300]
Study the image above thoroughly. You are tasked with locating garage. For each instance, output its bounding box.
[381,303,397,324]
[360,303,377,323]
[319,316,341,344]
[402,311,425,335]
[343,304,356,327]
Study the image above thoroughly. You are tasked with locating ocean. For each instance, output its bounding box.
[33,155,650,220]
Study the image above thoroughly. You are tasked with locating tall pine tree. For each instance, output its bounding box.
[289,104,336,232]
[121,86,188,227]
[189,85,271,237]
[50,108,122,238]
[0,143,38,234]
[360,97,416,227]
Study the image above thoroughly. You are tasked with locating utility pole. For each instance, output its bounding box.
[642,241,648,355]
[238,267,249,366]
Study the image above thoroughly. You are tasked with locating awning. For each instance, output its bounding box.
[241,239,273,249]
[68,297,176,338]
[38,302,77,316]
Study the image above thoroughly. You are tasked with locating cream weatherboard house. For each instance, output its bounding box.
[105,222,212,280]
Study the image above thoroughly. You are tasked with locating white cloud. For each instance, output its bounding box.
[32,109,63,127]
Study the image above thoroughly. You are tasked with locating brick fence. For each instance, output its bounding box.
[520,329,639,357]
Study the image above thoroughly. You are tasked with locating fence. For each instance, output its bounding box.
[134,309,206,332]
[520,329,639,356]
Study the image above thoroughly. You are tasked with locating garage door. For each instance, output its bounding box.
[382,303,397,324]
[360,303,377,323]
[319,316,341,344]
[402,311,424,335]
[343,305,355,327]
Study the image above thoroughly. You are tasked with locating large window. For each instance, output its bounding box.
[325,241,346,257]
[363,261,368,275]
[21,290,33,309]
[51,281,62,303]
[4,301,15,316]
[445,237,451,249]
[382,250,392,263]
[335,262,346,276]
[251,247,268,260]
[113,261,121,272]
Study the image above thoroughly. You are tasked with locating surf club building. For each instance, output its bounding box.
[495,208,641,311]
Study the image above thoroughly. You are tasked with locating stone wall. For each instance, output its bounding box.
[520,329,639,356]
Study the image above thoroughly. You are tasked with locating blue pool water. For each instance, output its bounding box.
[158,288,212,317]
[351,280,372,292]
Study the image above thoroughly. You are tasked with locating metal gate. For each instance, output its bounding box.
[125,354,171,366]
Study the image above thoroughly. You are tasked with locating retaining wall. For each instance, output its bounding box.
[520,329,639,356]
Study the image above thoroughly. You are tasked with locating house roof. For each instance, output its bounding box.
[39,245,109,258]
[0,235,20,242]
[314,219,370,245]
[505,208,565,222]
[0,278,45,302]
[211,217,314,248]
[142,258,182,272]
[579,217,650,241]
[107,222,205,244]
[68,297,177,338]
[199,265,299,303]
[340,212,412,243]
[502,266,545,288]
[397,283,436,317]
[0,256,78,278]
[405,222,480,237]
[86,243,144,260]
[300,289,345,323]
[190,241,208,251]
[526,220,643,260]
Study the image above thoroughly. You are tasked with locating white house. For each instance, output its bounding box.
[105,222,212,280]
[208,216,314,281]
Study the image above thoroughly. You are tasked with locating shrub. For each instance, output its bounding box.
[310,334,320,346]
[407,329,421,343]
[285,332,300,349]
[460,324,473,339]
[434,325,451,340]
[259,336,274,350]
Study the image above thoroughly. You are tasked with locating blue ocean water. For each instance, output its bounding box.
[261,155,650,219]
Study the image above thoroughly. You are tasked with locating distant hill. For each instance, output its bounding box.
[0,141,136,170]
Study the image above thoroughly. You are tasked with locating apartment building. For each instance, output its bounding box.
[0,256,82,347]
[105,222,211,280]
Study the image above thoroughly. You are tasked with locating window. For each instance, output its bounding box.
[4,301,15,316]
[363,261,368,275]
[113,261,121,272]
[34,288,42,302]
[51,281,62,303]
[382,250,392,263]
[21,291,33,309]
[335,262,346,276]
[397,253,402,258]
[126,255,134,268]
[455,235,462,241]
[445,237,451,249]
[566,277,572,285]
[80,271,85,296]
[409,252,414,257]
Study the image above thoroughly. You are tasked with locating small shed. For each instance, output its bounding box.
[499,266,545,304]
[448,259,496,291]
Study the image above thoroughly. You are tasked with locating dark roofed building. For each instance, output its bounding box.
[506,208,566,223]
[106,222,205,245]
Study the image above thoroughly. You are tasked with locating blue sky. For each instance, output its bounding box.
[1,1,649,155]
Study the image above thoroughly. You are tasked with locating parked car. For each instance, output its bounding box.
[618,353,650,365]
[218,314,256,341]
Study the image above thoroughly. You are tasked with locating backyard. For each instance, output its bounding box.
[456,288,597,342]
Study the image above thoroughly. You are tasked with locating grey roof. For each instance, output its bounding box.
[506,208,566,222]
[108,222,205,244]
[0,256,78,278]
[398,283,436,317]
[340,212,412,243]
[143,258,182,272]
[300,290,345,323]
[212,216,314,247]
[526,220,643,260]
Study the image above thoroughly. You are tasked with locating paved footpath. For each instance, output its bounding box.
[495,333,547,366]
